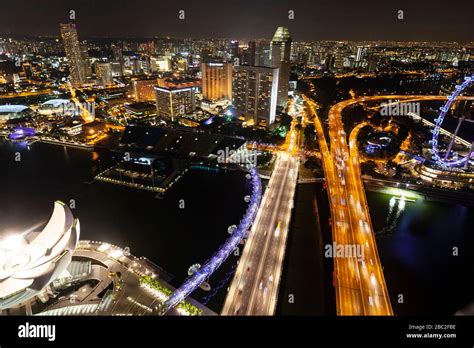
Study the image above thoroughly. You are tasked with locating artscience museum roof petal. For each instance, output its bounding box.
[0,201,80,310]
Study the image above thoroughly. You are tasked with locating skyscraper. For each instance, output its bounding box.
[95,62,114,86]
[333,50,345,71]
[232,65,279,128]
[255,40,271,67]
[154,85,196,121]
[324,53,335,71]
[229,40,240,62]
[22,62,33,80]
[246,41,256,66]
[356,46,366,63]
[60,23,87,86]
[112,45,124,76]
[132,78,157,102]
[201,61,232,101]
[130,57,141,75]
[150,56,171,72]
[367,55,378,72]
[81,46,92,78]
[270,27,291,107]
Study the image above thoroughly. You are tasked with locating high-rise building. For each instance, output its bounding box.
[356,46,366,63]
[154,85,196,121]
[111,62,123,77]
[132,78,157,102]
[140,56,151,74]
[81,46,92,78]
[354,46,367,68]
[95,62,114,86]
[232,65,279,128]
[270,27,291,107]
[367,55,378,72]
[245,41,256,66]
[333,51,345,71]
[112,46,124,76]
[60,23,87,86]
[229,40,239,61]
[131,58,141,74]
[201,61,232,101]
[150,56,171,72]
[200,48,212,61]
[22,62,33,79]
[324,53,335,71]
[176,58,188,71]
[255,40,271,66]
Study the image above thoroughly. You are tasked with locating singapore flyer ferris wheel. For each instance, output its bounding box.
[430,75,474,168]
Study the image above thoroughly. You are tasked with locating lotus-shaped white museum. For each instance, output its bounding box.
[0,201,80,310]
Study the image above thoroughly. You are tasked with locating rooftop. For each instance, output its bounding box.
[41,99,71,107]
[0,105,30,114]
[272,26,291,43]
[120,126,246,158]
[125,102,156,111]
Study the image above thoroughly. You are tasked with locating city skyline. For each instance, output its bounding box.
[0,0,473,42]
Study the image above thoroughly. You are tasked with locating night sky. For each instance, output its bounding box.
[0,0,472,41]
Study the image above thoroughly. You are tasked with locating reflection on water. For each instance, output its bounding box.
[377,197,405,235]
[368,192,473,315]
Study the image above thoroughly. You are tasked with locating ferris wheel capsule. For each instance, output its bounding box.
[431,75,473,167]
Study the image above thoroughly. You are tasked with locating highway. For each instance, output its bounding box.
[331,98,393,315]
[221,153,299,315]
[222,111,301,316]
[224,93,473,316]
[305,95,395,315]
[306,97,371,315]
[305,94,474,315]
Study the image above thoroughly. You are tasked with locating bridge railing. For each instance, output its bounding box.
[159,166,262,314]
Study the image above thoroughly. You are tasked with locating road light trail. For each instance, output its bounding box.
[305,93,474,315]
[305,96,366,315]
[222,114,300,315]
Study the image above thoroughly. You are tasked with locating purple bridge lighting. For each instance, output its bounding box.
[160,166,262,314]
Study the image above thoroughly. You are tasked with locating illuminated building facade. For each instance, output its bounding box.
[112,46,124,76]
[201,61,232,101]
[132,78,157,102]
[229,40,239,60]
[232,65,278,127]
[154,85,196,121]
[0,105,33,123]
[255,40,271,67]
[150,56,171,72]
[245,41,256,66]
[270,27,291,107]
[176,58,188,71]
[60,23,88,86]
[0,201,80,311]
[95,62,114,86]
[81,46,92,78]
